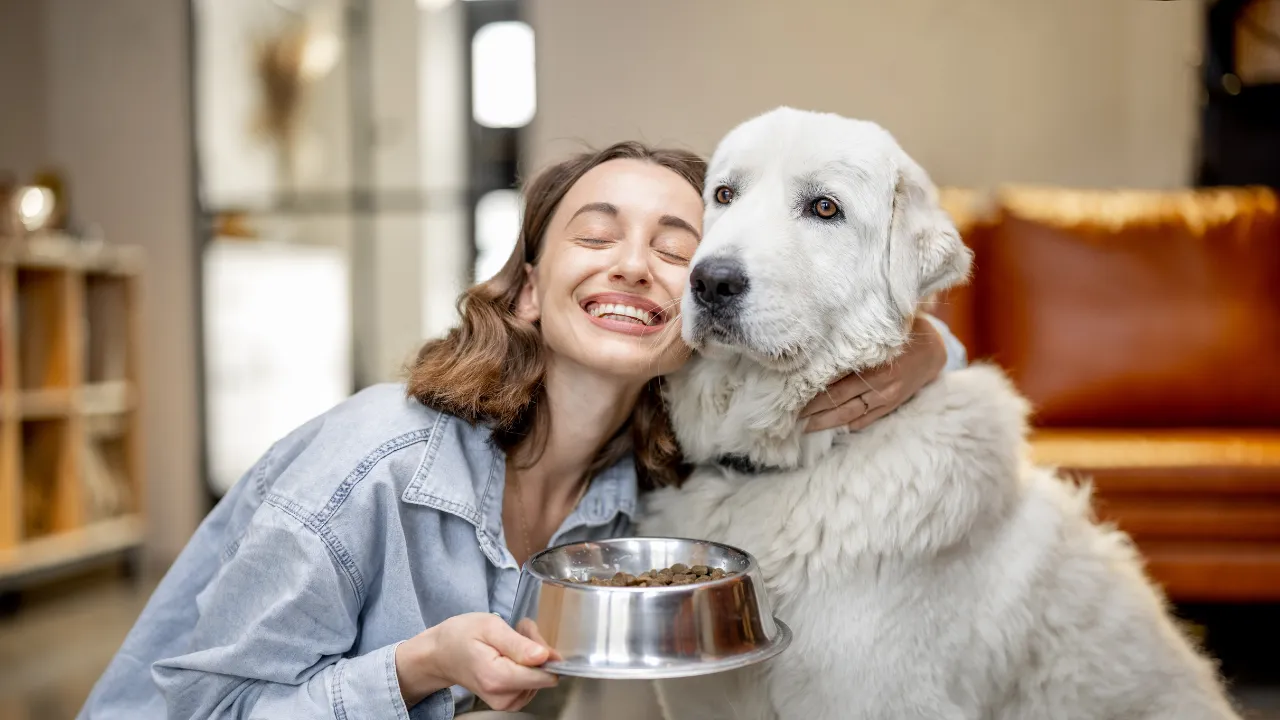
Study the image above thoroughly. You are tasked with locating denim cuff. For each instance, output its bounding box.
[332,641,454,720]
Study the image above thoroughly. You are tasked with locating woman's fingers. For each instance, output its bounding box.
[515,618,562,662]
[492,657,560,690]
[481,616,551,667]
[846,402,895,433]
[800,369,877,418]
[484,687,542,713]
[472,655,558,711]
[804,378,900,432]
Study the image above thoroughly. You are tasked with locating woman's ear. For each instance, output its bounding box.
[514,263,541,323]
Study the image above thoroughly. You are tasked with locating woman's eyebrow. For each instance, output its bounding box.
[660,215,701,240]
[566,202,618,226]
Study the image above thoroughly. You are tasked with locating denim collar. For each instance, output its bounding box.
[401,413,638,565]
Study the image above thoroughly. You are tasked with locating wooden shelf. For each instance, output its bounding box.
[17,387,72,418]
[0,233,144,586]
[0,515,143,588]
[2,383,134,420]
[2,232,143,276]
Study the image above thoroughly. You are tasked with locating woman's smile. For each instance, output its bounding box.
[580,292,668,335]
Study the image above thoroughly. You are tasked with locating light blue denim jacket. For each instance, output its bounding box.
[79,319,966,720]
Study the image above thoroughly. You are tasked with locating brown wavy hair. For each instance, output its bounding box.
[407,141,705,490]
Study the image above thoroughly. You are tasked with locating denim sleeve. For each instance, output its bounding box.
[150,500,453,720]
[922,313,968,371]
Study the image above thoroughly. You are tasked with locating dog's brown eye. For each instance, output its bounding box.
[811,197,839,219]
[714,186,734,205]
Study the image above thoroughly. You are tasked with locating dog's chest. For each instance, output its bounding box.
[640,470,1010,720]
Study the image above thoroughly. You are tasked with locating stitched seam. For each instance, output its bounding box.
[221,539,240,561]
[218,442,282,560]
[315,524,364,599]
[314,428,437,527]
[264,493,366,601]
[252,440,280,500]
[332,655,348,720]
[416,494,482,527]
[386,643,411,720]
[476,452,502,536]
[402,414,451,500]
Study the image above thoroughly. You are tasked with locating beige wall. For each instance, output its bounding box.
[526,0,1202,189]
[0,0,48,182]
[1,0,202,566]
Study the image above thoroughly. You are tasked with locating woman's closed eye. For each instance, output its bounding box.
[573,236,614,248]
[653,235,696,265]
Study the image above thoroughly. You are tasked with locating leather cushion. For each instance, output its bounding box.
[980,188,1280,427]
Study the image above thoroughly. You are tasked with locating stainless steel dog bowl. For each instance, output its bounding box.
[509,537,791,680]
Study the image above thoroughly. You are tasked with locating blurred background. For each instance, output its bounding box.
[0,0,1277,717]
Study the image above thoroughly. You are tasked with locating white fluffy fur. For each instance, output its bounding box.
[565,108,1240,720]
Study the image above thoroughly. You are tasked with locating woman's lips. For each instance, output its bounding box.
[580,293,669,336]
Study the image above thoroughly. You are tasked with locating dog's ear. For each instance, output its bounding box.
[887,158,973,318]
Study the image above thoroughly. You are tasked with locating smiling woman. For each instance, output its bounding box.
[410,142,705,494]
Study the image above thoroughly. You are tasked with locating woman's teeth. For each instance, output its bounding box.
[586,302,658,326]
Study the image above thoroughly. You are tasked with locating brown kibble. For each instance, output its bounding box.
[562,563,741,588]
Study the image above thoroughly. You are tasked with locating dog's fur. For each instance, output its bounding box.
[607,108,1240,720]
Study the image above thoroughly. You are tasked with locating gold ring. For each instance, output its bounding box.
[857,394,871,417]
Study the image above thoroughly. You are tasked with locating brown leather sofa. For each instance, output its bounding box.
[929,186,1280,603]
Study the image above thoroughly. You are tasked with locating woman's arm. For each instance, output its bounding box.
[150,502,452,720]
[801,313,966,432]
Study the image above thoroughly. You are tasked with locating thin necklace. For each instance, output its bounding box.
[509,469,591,564]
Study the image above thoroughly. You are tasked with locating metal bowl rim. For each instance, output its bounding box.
[539,618,792,680]
[521,536,760,592]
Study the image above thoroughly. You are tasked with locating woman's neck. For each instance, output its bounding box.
[510,358,644,502]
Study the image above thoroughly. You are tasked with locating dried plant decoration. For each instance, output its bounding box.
[252,5,341,192]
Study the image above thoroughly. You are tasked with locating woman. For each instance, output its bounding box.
[80,142,965,720]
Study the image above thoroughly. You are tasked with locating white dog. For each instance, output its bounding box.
[604,108,1240,720]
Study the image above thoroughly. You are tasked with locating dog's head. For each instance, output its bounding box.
[683,107,970,381]
[667,108,972,468]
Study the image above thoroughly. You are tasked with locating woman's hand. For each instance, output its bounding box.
[801,315,948,433]
[395,612,559,711]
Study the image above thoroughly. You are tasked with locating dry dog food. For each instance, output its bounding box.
[563,563,736,587]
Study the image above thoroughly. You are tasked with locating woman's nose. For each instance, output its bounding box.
[610,237,651,286]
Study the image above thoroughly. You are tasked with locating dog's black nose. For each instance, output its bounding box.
[690,258,748,308]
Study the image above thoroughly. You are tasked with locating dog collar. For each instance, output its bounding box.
[714,453,783,475]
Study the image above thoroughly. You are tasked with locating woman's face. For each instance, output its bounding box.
[517,159,703,383]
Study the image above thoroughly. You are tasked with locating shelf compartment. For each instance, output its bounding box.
[82,412,136,523]
[20,417,79,540]
[84,273,132,384]
[15,268,72,391]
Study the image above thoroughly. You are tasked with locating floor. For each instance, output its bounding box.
[1,572,1277,720]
